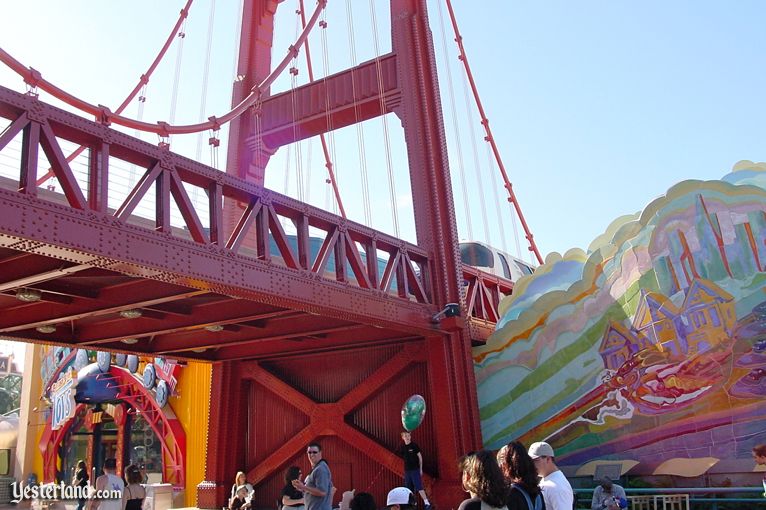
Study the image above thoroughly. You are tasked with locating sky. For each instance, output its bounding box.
[0,0,764,267]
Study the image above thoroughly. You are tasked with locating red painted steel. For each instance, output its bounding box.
[199,1,488,507]
[0,0,327,137]
[232,342,437,510]
[0,2,524,508]
[258,55,399,148]
[35,0,195,186]
[462,265,514,326]
[443,0,543,265]
[0,86,445,347]
[389,0,483,504]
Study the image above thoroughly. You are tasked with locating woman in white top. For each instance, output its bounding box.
[230,472,254,505]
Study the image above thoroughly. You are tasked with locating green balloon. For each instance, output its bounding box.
[401,394,426,431]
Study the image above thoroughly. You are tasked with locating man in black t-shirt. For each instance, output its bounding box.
[397,432,431,510]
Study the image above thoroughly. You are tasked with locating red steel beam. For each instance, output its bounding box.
[0,279,206,332]
[0,86,440,336]
[71,303,294,345]
[205,328,418,362]
[391,0,483,503]
[257,54,399,149]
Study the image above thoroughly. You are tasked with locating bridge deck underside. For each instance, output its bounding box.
[0,244,420,361]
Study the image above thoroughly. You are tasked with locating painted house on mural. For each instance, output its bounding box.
[599,279,735,370]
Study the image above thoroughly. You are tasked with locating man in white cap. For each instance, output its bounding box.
[386,487,416,510]
[528,441,573,510]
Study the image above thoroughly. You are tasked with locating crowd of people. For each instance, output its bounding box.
[225,439,766,510]
[77,439,766,510]
[228,436,581,510]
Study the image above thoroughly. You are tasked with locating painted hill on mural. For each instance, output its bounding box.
[474,161,766,478]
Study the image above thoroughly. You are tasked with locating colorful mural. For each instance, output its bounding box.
[474,161,766,477]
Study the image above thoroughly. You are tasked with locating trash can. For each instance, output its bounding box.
[144,484,173,510]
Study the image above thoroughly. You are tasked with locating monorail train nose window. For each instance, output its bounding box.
[515,261,534,275]
[459,242,494,268]
[497,254,512,280]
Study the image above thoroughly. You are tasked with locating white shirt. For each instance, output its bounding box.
[98,473,125,510]
[539,470,573,510]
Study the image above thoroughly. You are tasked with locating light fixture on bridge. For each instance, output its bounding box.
[119,309,143,319]
[191,347,207,353]
[120,338,139,345]
[16,288,42,302]
[204,324,224,332]
[36,325,56,334]
[431,303,460,323]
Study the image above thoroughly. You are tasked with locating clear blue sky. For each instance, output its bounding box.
[0,0,764,262]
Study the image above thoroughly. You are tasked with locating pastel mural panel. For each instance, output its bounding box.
[475,161,766,477]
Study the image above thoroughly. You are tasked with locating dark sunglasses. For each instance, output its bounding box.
[307,450,320,454]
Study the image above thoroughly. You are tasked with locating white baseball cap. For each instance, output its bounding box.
[528,441,555,459]
[386,487,414,506]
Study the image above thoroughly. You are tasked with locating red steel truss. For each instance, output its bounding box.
[0,0,518,507]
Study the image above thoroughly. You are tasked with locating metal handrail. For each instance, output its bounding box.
[574,486,766,509]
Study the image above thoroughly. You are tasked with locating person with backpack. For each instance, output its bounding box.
[496,441,545,510]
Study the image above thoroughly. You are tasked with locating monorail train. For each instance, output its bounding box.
[459,240,536,282]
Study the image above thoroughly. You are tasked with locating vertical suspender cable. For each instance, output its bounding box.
[463,75,491,243]
[35,0,195,186]
[196,0,217,162]
[168,18,188,131]
[283,134,292,196]
[128,84,149,186]
[435,0,473,241]
[490,140,522,257]
[444,0,543,264]
[290,67,304,202]
[318,11,343,215]
[368,0,400,238]
[298,0,340,208]
[290,6,305,203]
[344,0,372,226]
[487,144,509,254]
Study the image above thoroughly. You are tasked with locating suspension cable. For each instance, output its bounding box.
[443,0,543,264]
[435,0,472,240]
[318,11,342,215]
[33,0,195,186]
[344,0,372,226]
[298,0,344,215]
[486,144,508,254]
[0,0,327,136]
[368,0,399,238]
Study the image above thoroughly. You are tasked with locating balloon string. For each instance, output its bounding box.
[364,463,387,492]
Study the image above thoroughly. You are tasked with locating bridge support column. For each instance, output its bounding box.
[392,0,483,505]
[197,362,247,508]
